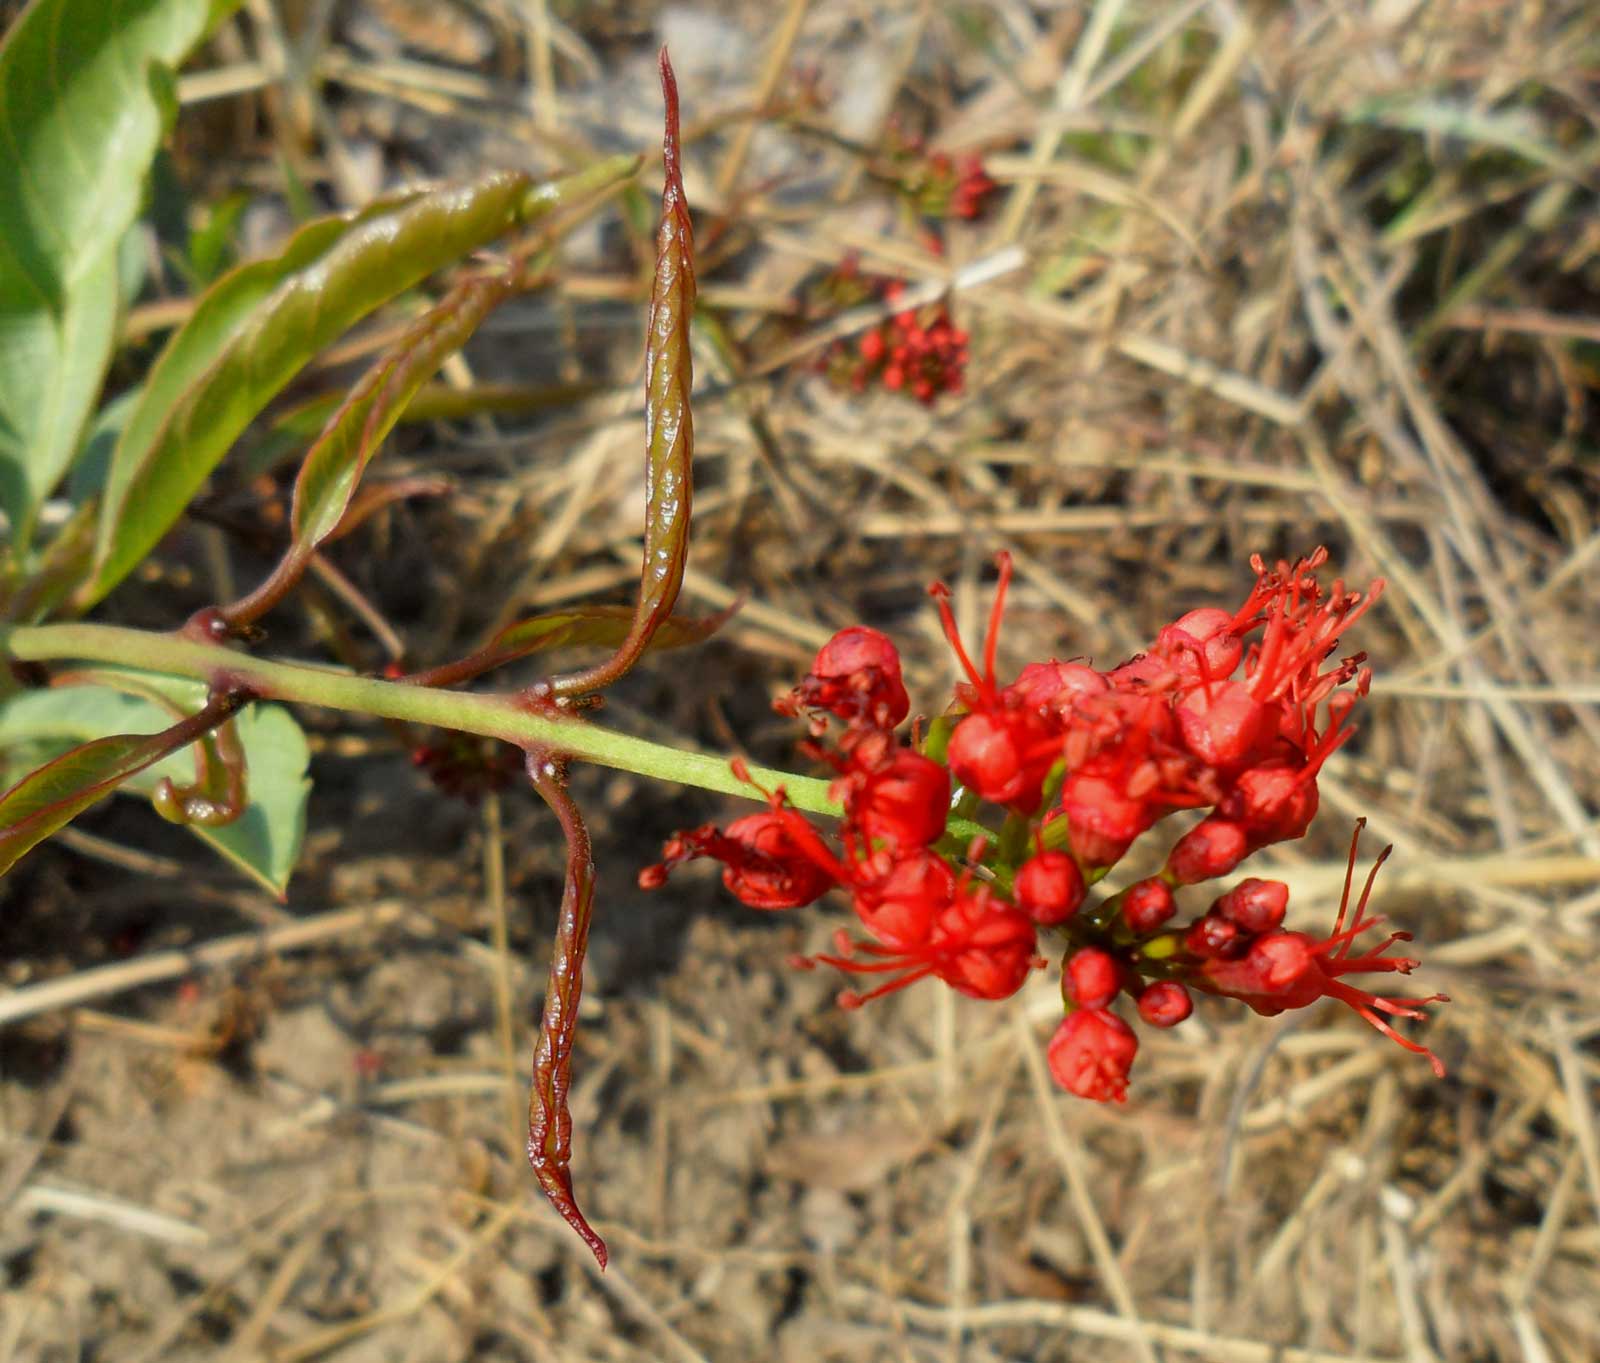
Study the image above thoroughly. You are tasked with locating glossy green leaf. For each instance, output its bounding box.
[89,155,638,604]
[0,679,309,895]
[290,270,521,554]
[551,54,696,699]
[0,0,239,543]
[97,209,384,515]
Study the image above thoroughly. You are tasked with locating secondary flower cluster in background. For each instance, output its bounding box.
[642,550,1447,1102]
[810,260,970,405]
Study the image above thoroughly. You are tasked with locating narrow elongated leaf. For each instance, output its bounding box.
[551,51,695,699]
[290,270,521,553]
[89,155,638,603]
[0,679,309,895]
[98,207,404,520]
[0,693,239,878]
[525,753,606,1269]
[493,603,731,658]
[405,603,734,689]
[0,0,237,540]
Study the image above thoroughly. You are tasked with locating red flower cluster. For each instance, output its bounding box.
[821,279,968,405]
[806,260,969,405]
[411,734,521,807]
[879,124,999,223]
[641,550,1447,1102]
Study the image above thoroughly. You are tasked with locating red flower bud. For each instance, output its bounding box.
[1121,877,1176,934]
[1166,817,1249,884]
[1185,911,1244,960]
[1047,1009,1138,1102]
[946,711,1035,807]
[1064,947,1121,1009]
[1014,850,1085,925]
[1213,877,1289,934]
[1137,981,1193,1027]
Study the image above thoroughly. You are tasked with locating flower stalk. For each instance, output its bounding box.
[0,620,842,818]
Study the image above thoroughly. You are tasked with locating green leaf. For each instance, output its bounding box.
[89,155,640,605]
[290,270,521,554]
[166,704,308,898]
[0,0,240,544]
[0,679,309,895]
[0,247,118,544]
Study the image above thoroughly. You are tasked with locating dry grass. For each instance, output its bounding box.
[3,1,1599,1360]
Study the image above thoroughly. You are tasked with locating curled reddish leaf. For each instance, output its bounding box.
[405,601,737,690]
[322,476,454,545]
[0,691,247,876]
[550,48,696,700]
[152,712,248,828]
[524,748,607,1269]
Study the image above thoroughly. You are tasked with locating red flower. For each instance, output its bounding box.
[812,883,1039,1007]
[851,848,955,948]
[779,625,910,730]
[639,809,837,910]
[1174,680,1272,770]
[932,552,1063,812]
[1058,764,1158,868]
[837,746,950,850]
[1153,607,1243,680]
[1194,823,1446,1076]
[1047,1009,1138,1102]
[1006,659,1108,712]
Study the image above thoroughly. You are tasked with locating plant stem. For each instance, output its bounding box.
[1,622,841,817]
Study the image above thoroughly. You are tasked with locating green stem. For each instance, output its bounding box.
[2,621,998,844]
[2,622,840,817]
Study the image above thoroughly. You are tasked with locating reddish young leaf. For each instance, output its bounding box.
[404,602,737,690]
[524,749,607,1268]
[0,692,246,876]
[152,713,248,828]
[550,48,696,700]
